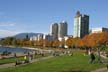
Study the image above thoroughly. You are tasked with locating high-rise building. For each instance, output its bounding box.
[58,21,68,37]
[73,11,89,38]
[50,23,58,39]
[43,34,53,41]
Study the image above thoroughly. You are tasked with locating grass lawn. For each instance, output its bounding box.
[0,52,106,72]
[0,54,46,65]
[0,56,24,65]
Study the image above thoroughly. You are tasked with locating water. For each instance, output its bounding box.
[0,46,34,53]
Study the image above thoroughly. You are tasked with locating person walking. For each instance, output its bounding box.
[97,50,102,63]
[97,48,102,63]
[89,52,95,64]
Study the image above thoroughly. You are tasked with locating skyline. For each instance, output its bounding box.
[0,0,108,38]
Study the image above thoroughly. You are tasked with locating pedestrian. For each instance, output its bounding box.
[14,53,17,57]
[27,52,31,62]
[89,52,95,64]
[24,55,27,61]
[107,64,108,69]
[31,54,33,60]
[97,50,102,63]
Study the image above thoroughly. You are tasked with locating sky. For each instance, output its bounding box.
[0,0,108,38]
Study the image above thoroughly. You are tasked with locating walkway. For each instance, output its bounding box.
[0,56,54,69]
[91,52,108,72]
[91,67,108,72]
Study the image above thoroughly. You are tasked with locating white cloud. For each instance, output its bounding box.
[0,22,16,27]
[0,29,20,38]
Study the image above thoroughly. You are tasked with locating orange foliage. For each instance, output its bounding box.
[65,37,73,47]
[52,39,60,47]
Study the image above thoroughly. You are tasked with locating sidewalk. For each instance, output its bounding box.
[91,52,108,72]
[91,67,108,72]
[0,56,53,69]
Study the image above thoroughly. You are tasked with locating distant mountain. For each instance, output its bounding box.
[13,33,43,39]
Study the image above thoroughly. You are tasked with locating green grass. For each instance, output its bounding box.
[0,54,47,65]
[0,52,106,72]
[0,56,24,65]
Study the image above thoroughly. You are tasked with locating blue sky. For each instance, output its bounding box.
[0,0,108,38]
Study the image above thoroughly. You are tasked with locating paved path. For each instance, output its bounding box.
[91,67,108,72]
[0,56,54,69]
[91,52,108,72]
[0,63,15,69]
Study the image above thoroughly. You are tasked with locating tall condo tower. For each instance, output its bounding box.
[73,11,89,38]
[50,23,58,39]
[58,21,68,37]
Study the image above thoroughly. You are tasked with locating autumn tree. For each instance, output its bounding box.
[52,39,60,48]
[96,32,108,46]
[72,37,80,48]
[65,37,73,48]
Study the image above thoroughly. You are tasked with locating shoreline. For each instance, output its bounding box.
[0,45,37,50]
[0,45,56,52]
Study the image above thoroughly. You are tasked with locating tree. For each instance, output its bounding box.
[96,32,108,46]
[0,37,14,46]
[72,37,80,48]
[77,39,85,48]
[52,39,60,48]
[65,37,73,48]
[12,39,17,46]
